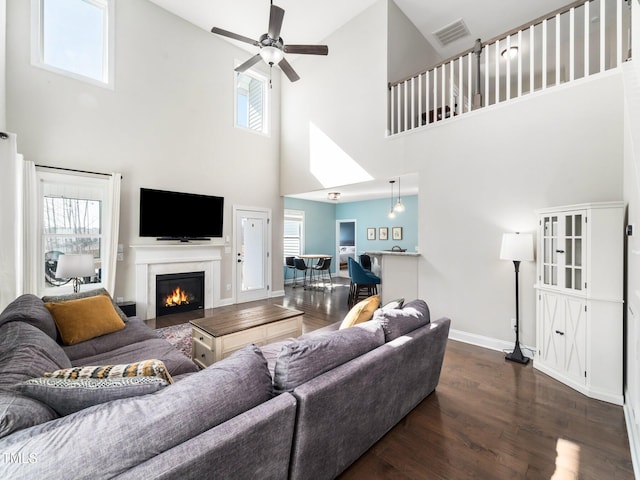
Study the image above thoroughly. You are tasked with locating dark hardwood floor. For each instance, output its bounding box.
[156,278,635,479]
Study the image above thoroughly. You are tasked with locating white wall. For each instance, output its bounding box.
[280,0,624,348]
[6,0,283,302]
[0,0,6,130]
[387,0,440,84]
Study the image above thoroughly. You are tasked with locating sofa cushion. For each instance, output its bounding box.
[44,359,173,384]
[44,294,126,345]
[16,376,168,416]
[0,322,72,438]
[42,287,128,323]
[373,299,431,341]
[0,345,274,479]
[339,295,380,329]
[71,338,199,377]
[62,317,158,362]
[273,320,385,394]
[0,294,58,340]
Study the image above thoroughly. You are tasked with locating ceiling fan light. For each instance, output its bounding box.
[260,46,284,65]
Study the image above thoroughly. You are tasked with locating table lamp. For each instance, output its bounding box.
[500,232,534,364]
[55,254,95,293]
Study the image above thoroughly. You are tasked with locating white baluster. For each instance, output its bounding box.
[600,0,605,72]
[517,30,522,97]
[569,8,575,82]
[530,26,535,93]
[506,35,511,100]
[542,19,548,90]
[584,0,590,77]
[556,13,561,86]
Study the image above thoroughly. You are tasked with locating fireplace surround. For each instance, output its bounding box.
[132,244,222,320]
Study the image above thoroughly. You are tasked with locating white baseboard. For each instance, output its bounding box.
[217,297,234,307]
[448,328,535,359]
[624,393,640,479]
[271,289,285,298]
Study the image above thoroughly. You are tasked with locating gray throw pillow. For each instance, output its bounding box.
[373,299,430,342]
[42,288,129,323]
[17,376,169,416]
[273,321,385,394]
[0,294,58,340]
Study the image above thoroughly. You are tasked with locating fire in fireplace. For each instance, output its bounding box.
[155,271,205,317]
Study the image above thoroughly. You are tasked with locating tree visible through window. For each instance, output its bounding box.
[43,197,102,287]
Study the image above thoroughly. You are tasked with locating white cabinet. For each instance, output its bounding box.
[534,202,624,405]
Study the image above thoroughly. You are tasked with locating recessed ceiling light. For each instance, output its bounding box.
[327,192,340,201]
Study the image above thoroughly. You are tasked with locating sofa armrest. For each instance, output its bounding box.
[115,393,297,480]
[289,317,451,480]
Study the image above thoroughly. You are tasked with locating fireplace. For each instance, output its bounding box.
[155,271,205,317]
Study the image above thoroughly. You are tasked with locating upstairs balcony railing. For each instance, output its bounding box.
[388,0,632,136]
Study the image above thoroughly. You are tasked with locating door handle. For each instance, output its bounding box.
[556,249,565,253]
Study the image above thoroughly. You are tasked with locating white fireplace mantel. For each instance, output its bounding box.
[131,243,222,320]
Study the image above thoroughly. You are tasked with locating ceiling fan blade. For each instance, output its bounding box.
[278,58,300,82]
[235,54,263,73]
[268,5,285,40]
[283,44,329,55]
[211,27,260,47]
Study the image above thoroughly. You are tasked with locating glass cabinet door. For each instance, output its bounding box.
[540,211,586,292]
[542,215,558,286]
[564,214,585,291]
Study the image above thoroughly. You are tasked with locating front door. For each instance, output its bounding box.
[234,207,271,303]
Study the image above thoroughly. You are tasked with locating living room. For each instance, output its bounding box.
[1,0,640,478]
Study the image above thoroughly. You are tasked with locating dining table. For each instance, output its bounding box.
[297,254,333,287]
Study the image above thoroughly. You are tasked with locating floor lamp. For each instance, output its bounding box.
[500,232,534,365]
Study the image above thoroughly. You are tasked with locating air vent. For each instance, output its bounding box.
[433,18,470,46]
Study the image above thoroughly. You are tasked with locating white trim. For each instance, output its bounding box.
[448,328,535,358]
[624,396,640,480]
[30,0,115,90]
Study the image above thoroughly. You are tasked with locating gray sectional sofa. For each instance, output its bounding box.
[0,293,450,479]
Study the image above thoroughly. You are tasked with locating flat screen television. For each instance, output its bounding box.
[139,188,224,240]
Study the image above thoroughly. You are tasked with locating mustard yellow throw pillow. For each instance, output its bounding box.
[44,359,173,384]
[45,294,126,345]
[340,295,380,330]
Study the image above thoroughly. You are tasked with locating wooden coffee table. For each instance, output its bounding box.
[190,304,303,368]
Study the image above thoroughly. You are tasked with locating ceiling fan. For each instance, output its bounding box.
[211,2,328,82]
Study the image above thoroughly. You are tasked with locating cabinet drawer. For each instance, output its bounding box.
[192,338,215,367]
[192,327,213,349]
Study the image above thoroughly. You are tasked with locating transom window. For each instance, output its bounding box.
[235,69,269,135]
[31,0,114,88]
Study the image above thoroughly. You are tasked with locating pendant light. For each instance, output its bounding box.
[393,177,405,213]
[388,180,396,219]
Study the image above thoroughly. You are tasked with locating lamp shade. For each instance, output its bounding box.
[55,254,95,278]
[500,233,534,261]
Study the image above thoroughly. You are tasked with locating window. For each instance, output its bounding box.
[235,70,269,135]
[38,171,110,293]
[284,210,304,261]
[31,0,114,87]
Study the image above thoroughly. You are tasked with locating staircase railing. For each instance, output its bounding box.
[388,0,632,136]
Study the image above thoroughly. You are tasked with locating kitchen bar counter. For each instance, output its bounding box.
[364,251,420,304]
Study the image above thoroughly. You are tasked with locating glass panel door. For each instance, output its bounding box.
[564,214,584,291]
[542,216,558,286]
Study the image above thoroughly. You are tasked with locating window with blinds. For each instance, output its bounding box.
[236,70,269,135]
[284,210,304,260]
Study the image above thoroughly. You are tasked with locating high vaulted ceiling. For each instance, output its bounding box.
[148,0,573,59]
[146,0,574,202]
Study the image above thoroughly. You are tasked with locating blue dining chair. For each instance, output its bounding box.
[347,257,380,308]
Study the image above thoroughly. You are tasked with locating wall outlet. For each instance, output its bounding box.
[511,318,517,331]
[116,297,124,304]
[226,283,231,292]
